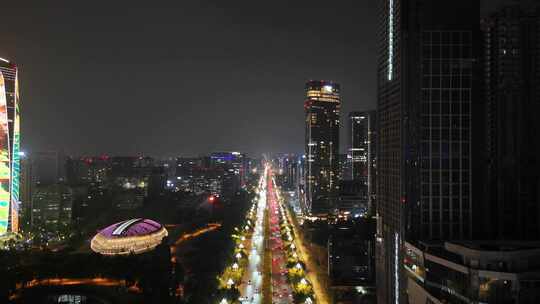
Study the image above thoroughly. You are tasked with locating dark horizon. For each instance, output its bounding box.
[1,1,379,158]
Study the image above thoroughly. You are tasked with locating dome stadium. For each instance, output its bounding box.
[90,218,168,255]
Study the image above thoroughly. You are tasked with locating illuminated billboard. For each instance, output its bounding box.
[0,72,9,234]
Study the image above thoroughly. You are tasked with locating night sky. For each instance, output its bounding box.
[1,1,506,157]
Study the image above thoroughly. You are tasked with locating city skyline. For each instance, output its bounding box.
[2,1,540,304]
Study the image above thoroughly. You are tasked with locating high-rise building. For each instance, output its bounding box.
[65,156,111,185]
[176,157,204,179]
[337,153,348,182]
[33,151,62,185]
[347,111,377,212]
[31,184,73,227]
[376,1,480,303]
[304,80,341,216]
[19,153,32,230]
[334,180,369,219]
[273,154,299,192]
[174,153,251,196]
[482,5,540,240]
[211,152,247,186]
[328,219,376,300]
[0,58,21,235]
[347,112,367,182]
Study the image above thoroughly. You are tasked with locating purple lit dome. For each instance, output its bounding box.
[99,218,163,238]
[91,218,168,255]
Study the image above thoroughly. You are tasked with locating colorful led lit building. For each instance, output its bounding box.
[0,58,20,235]
[304,80,341,216]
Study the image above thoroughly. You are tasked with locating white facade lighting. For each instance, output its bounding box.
[388,0,394,81]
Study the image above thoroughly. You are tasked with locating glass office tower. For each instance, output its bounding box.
[304,80,341,216]
[376,1,480,303]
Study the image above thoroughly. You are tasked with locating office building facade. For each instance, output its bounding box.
[304,80,341,216]
[273,154,299,192]
[347,111,377,212]
[376,1,480,303]
[328,219,377,302]
[405,241,540,304]
[482,5,540,240]
[31,184,73,227]
[348,111,368,182]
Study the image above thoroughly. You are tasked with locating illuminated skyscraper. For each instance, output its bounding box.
[376,1,480,303]
[272,154,299,192]
[304,80,340,216]
[0,57,21,235]
[347,111,377,212]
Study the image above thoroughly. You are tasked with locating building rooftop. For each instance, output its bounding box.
[99,218,163,238]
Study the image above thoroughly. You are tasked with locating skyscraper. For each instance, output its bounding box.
[347,111,377,212]
[273,154,299,192]
[348,112,367,182]
[482,5,540,240]
[304,80,340,216]
[19,153,32,230]
[31,184,73,227]
[376,1,480,303]
[33,151,63,185]
[0,57,20,235]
